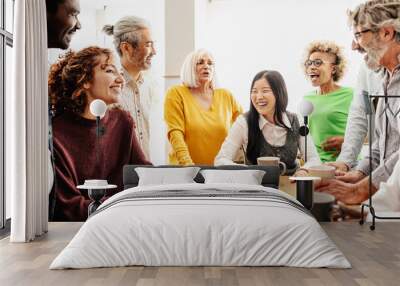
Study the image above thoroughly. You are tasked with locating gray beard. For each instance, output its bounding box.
[364,45,387,70]
[364,53,381,70]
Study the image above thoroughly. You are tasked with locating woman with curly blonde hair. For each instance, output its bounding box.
[49,46,150,221]
[302,41,353,162]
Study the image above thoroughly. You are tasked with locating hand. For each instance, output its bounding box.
[321,136,344,153]
[326,161,349,173]
[291,169,309,184]
[336,170,365,183]
[334,169,347,177]
[294,169,308,177]
[315,179,368,205]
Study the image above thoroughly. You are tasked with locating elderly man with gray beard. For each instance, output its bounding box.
[317,0,400,205]
[103,16,157,160]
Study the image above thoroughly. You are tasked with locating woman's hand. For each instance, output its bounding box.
[321,136,344,153]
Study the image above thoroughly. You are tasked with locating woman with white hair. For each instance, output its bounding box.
[164,49,242,165]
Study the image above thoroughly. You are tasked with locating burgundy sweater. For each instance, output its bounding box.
[51,109,151,221]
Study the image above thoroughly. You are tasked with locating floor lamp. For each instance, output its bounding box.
[77,99,116,216]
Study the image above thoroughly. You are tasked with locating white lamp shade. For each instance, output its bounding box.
[298,99,314,116]
[89,99,107,118]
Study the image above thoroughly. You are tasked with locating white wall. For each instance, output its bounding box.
[199,0,365,111]
[165,0,196,90]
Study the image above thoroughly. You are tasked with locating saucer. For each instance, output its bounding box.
[77,179,117,189]
[289,176,321,181]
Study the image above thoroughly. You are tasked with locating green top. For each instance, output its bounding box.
[305,86,353,162]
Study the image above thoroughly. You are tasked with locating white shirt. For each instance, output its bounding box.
[214,113,321,167]
[120,70,158,160]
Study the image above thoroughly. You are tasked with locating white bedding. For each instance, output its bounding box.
[50,183,350,269]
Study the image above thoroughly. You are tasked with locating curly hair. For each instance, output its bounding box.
[348,0,400,42]
[48,46,112,115]
[302,41,347,82]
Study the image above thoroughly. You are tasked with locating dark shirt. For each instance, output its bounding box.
[257,112,300,175]
[52,108,151,221]
[245,111,300,175]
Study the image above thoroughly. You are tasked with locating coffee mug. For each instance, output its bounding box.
[306,165,335,179]
[257,156,287,175]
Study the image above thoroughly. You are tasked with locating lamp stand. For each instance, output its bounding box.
[359,94,400,230]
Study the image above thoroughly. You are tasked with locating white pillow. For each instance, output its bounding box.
[135,167,201,186]
[200,169,266,185]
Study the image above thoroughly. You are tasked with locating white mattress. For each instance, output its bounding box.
[50,183,350,269]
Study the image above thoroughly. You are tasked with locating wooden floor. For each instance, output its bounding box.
[0,222,399,286]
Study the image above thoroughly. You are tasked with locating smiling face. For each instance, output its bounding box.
[353,26,387,70]
[83,54,125,106]
[250,78,276,118]
[306,52,336,87]
[47,0,81,49]
[195,54,214,86]
[130,28,156,71]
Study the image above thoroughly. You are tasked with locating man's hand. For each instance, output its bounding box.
[326,161,349,173]
[321,136,344,153]
[315,179,369,205]
[336,170,366,183]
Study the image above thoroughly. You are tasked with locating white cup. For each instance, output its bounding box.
[306,165,335,179]
[257,156,287,175]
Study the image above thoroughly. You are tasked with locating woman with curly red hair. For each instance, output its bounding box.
[49,46,150,221]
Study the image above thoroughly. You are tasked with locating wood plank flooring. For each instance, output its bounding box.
[0,222,399,286]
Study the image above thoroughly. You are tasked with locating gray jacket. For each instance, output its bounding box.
[337,63,383,167]
[355,66,400,188]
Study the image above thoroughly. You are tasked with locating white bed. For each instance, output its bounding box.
[50,183,350,269]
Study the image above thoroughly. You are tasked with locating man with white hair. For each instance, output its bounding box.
[103,16,157,160]
[317,0,400,204]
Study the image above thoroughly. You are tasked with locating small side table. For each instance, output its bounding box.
[289,176,321,210]
[77,184,117,216]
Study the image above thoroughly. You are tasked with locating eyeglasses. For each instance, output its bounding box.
[304,59,334,68]
[354,29,373,40]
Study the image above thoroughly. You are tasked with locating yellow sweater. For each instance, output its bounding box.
[164,85,242,165]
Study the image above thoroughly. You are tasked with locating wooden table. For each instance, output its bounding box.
[279,175,296,197]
